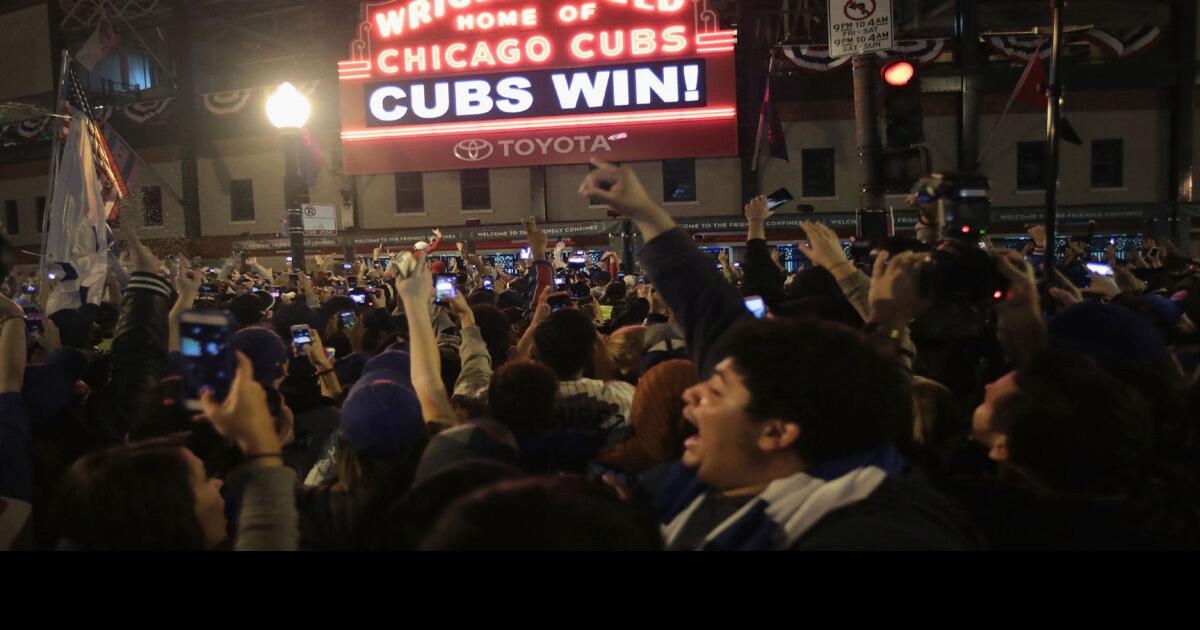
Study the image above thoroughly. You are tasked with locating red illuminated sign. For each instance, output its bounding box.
[339,0,737,173]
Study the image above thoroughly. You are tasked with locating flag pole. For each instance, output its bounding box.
[1044,0,1065,277]
[39,50,72,289]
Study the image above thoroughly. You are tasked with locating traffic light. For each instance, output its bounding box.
[881,60,923,148]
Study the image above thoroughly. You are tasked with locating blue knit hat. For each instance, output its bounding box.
[362,349,412,383]
[1048,301,1170,366]
[230,327,289,386]
[339,378,425,455]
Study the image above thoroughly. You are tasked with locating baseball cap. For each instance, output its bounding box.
[339,378,425,456]
[230,327,289,386]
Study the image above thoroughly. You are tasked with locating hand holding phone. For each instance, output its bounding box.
[338,310,357,330]
[180,311,235,411]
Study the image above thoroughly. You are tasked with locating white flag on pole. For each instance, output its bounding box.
[75,20,118,71]
[45,116,108,314]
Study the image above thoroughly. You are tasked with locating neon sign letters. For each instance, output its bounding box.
[338,0,737,172]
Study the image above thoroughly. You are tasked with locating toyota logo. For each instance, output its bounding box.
[453,139,494,162]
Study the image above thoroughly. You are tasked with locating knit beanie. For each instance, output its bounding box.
[595,359,698,473]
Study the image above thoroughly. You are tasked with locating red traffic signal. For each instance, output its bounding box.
[881,61,915,87]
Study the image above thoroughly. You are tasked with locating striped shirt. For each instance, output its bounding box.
[553,378,635,432]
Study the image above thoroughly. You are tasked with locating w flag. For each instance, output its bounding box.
[102,123,140,189]
[752,69,789,171]
[44,116,110,313]
[75,20,117,71]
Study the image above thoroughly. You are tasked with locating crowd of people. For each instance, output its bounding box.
[2,158,1199,550]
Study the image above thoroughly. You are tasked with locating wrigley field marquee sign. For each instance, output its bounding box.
[338,0,738,172]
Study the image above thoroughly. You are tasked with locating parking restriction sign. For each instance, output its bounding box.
[828,0,894,58]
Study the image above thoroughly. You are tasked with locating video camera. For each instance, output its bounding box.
[911,172,991,239]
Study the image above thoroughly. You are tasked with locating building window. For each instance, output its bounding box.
[662,158,697,202]
[1091,139,1124,189]
[460,169,491,210]
[1017,141,1045,191]
[394,172,424,213]
[801,148,836,198]
[230,179,255,222]
[35,197,45,233]
[142,186,163,226]
[4,200,17,235]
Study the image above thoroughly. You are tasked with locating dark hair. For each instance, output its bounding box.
[471,304,514,366]
[488,360,558,434]
[385,460,523,550]
[532,308,596,379]
[419,475,663,550]
[603,281,627,303]
[994,351,1153,494]
[467,289,498,307]
[594,270,612,286]
[714,319,912,465]
[57,443,205,550]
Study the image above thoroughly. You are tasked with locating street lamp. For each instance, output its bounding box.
[268,81,311,274]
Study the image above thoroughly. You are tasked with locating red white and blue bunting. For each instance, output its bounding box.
[778,39,949,73]
[122,97,174,124]
[983,27,1162,62]
[202,88,254,116]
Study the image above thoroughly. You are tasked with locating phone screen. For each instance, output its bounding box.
[1086,262,1114,277]
[343,263,353,271]
[180,316,233,411]
[482,276,494,290]
[554,277,566,289]
[766,187,795,211]
[598,304,614,320]
[435,274,458,302]
[744,295,767,319]
[270,288,281,298]
[339,311,356,329]
[291,325,313,354]
[519,247,532,260]
[349,291,367,305]
[348,276,358,288]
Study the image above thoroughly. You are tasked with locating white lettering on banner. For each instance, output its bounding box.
[365,61,704,125]
[494,134,612,157]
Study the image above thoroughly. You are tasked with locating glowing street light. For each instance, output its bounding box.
[269,81,312,273]
[881,61,915,87]
[266,81,311,129]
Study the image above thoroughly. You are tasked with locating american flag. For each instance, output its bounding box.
[58,65,127,220]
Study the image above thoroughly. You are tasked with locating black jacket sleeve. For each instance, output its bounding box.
[637,228,750,376]
[85,271,175,442]
[741,238,786,308]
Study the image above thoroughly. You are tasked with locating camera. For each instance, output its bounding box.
[911,172,991,239]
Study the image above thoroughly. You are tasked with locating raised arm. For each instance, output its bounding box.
[168,264,202,352]
[395,259,458,428]
[0,293,32,502]
[741,195,786,306]
[579,159,745,375]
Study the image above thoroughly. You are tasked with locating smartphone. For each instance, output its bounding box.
[548,294,573,312]
[348,276,358,288]
[343,263,353,271]
[482,276,494,290]
[435,274,458,303]
[285,256,294,263]
[179,311,234,412]
[568,252,587,265]
[291,324,314,356]
[519,247,532,260]
[744,295,768,319]
[338,310,357,330]
[617,272,626,280]
[637,275,646,284]
[349,289,369,305]
[47,272,56,280]
[766,187,795,211]
[25,313,43,335]
[269,288,281,298]
[1086,262,1114,277]
[857,209,895,245]
[289,273,299,285]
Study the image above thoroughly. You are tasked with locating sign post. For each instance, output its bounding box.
[301,203,337,236]
[338,0,739,173]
